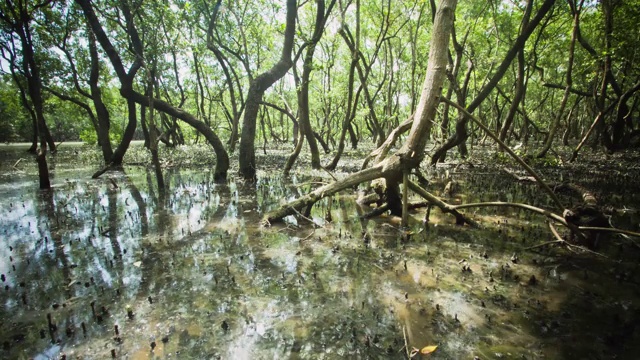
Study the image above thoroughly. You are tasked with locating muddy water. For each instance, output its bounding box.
[1,146,640,359]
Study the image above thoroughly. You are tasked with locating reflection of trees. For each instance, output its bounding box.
[42,190,72,300]
[38,189,74,344]
[106,184,122,261]
[146,168,167,236]
[123,172,149,237]
[136,169,232,299]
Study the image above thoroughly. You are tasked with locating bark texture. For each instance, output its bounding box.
[239,0,297,181]
[265,0,458,224]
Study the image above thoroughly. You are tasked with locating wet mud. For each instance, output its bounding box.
[1,144,640,359]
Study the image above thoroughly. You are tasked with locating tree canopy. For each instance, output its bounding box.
[1,0,639,187]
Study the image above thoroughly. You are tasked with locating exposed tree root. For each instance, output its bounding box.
[407,180,477,226]
[452,201,567,225]
[263,165,386,225]
[523,222,609,259]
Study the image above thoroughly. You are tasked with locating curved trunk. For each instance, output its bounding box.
[266,0,458,224]
[88,30,113,161]
[238,0,297,181]
[109,99,138,167]
[124,88,230,182]
[78,0,228,181]
[430,0,556,164]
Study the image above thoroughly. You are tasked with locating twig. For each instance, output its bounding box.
[523,240,565,251]
[321,166,338,181]
[301,229,316,241]
[402,326,410,359]
[372,263,385,272]
[578,226,640,238]
[289,206,323,228]
[13,158,24,168]
[565,243,609,259]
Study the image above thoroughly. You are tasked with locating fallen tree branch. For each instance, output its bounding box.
[577,226,640,238]
[452,201,567,225]
[407,180,477,226]
[263,165,385,224]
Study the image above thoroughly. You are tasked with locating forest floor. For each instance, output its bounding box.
[0,142,639,359]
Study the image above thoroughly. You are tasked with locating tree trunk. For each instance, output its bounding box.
[109,99,138,167]
[15,10,51,188]
[238,0,297,181]
[499,1,532,145]
[537,0,577,157]
[266,0,458,224]
[284,0,334,174]
[78,0,229,181]
[88,29,113,162]
[325,56,360,171]
[295,0,334,170]
[430,0,556,164]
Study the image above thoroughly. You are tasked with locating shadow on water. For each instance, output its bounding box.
[1,154,640,359]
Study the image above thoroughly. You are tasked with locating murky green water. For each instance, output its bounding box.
[2,145,640,359]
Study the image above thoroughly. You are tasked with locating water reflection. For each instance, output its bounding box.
[1,165,640,359]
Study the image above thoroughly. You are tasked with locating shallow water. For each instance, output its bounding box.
[2,145,640,359]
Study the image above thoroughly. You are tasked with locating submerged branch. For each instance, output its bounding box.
[452,201,567,225]
[407,180,477,226]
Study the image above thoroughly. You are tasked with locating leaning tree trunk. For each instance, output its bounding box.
[430,0,556,164]
[498,0,532,145]
[78,0,229,182]
[17,18,51,188]
[265,0,458,224]
[88,29,113,162]
[239,0,297,181]
[537,0,577,158]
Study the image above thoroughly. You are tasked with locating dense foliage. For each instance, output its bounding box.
[0,0,638,178]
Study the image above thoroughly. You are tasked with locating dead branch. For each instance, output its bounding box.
[407,180,477,226]
[452,201,567,225]
[577,226,640,238]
